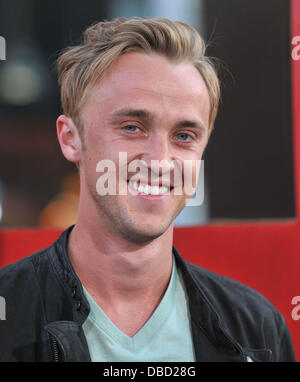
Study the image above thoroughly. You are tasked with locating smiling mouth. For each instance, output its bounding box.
[127,179,174,196]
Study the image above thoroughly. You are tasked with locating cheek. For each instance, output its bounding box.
[84,130,113,164]
[183,161,201,185]
[81,142,126,190]
[178,149,205,189]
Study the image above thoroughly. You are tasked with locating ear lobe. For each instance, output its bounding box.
[56,115,82,164]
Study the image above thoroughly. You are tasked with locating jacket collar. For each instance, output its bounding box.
[49,225,90,326]
[50,226,245,361]
[172,247,245,361]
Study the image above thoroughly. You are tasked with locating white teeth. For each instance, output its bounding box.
[132,181,139,191]
[151,186,159,195]
[129,180,169,195]
[159,186,169,194]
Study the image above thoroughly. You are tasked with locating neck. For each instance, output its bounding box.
[68,203,174,309]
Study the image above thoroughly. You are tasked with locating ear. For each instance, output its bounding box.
[56,115,82,164]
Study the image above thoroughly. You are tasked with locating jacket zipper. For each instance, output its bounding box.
[218,323,249,361]
[51,336,60,362]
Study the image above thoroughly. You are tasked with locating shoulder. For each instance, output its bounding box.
[0,247,51,296]
[178,257,296,361]
[0,247,56,361]
[0,227,72,289]
[184,259,281,323]
[179,257,296,361]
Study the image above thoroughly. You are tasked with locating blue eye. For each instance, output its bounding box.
[123,125,139,132]
[176,133,191,141]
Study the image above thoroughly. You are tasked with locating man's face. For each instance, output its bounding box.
[79,52,210,243]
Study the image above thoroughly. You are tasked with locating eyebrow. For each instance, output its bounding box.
[107,108,154,122]
[107,108,206,131]
[175,119,206,132]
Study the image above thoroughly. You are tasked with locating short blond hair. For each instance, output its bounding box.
[57,17,220,134]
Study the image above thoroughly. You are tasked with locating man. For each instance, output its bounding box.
[0,17,296,362]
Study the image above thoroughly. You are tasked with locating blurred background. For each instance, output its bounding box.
[0,0,294,229]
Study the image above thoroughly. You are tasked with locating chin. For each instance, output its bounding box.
[121,222,172,244]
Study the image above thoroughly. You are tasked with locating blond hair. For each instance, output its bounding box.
[57,17,220,134]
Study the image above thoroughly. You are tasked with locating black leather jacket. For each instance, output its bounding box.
[0,226,296,362]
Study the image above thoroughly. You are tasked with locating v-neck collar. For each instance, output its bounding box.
[82,258,177,350]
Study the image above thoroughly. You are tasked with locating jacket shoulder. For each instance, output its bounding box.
[0,247,52,296]
[0,247,49,274]
[182,259,295,361]
[186,260,275,313]
[0,247,54,361]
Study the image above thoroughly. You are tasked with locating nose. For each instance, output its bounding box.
[142,132,175,177]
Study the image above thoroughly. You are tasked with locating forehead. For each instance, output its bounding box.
[83,52,210,125]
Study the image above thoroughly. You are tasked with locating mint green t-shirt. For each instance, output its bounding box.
[82,258,196,362]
